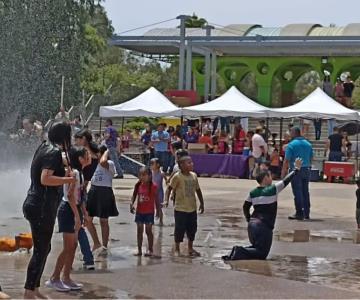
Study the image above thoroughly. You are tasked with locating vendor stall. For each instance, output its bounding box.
[190,153,249,178]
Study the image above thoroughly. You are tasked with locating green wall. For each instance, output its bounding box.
[193,56,360,107]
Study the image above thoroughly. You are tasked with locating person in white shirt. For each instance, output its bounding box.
[252,127,268,162]
[251,127,268,178]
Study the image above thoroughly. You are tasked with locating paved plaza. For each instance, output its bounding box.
[1,176,360,299]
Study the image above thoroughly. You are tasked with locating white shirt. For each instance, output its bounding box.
[252,133,268,159]
[63,170,82,205]
[91,160,115,187]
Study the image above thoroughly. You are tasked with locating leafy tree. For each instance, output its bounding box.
[184,13,208,28]
[0,0,102,125]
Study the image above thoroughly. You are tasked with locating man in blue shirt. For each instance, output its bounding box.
[151,123,170,172]
[281,127,313,220]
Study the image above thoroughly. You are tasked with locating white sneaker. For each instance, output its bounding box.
[63,281,83,291]
[83,262,95,270]
[45,279,70,292]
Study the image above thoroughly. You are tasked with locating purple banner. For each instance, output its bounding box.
[190,154,249,178]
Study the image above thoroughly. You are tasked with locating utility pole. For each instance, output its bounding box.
[177,15,190,90]
[203,25,214,102]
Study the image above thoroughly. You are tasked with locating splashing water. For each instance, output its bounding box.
[0,155,31,219]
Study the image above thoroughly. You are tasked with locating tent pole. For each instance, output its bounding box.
[279,118,283,151]
[99,117,102,134]
[180,115,184,145]
[357,120,359,177]
[266,117,270,142]
[121,117,125,136]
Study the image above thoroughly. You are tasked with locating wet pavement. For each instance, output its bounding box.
[1,176,360,298]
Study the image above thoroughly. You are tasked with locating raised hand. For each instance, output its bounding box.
[294,157,303,170]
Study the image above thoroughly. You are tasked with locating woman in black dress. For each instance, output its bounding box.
[23,121,75,299]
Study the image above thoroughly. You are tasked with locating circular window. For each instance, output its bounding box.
[283,71,293,81]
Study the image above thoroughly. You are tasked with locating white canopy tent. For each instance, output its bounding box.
[99,87,182,117]
[182,86,269,118]
[268,87,359,120]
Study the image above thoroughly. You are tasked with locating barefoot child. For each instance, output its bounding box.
[130,167,160,256]
[164,156,204,257]
[222,158,302,261]
[150,158,165,226]
[87,146,119,255]
[46,146,91,292]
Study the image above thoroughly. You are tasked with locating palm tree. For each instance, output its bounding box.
[184,13,207,28]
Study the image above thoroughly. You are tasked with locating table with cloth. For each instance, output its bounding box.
[190,154,249,178]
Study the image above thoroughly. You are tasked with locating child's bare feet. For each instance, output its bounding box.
[23,289,36,299]
[0,291,10,299]
[34,288,49,299]
[133,252,142,256]
[144,251,153,257]
[188,249,201,257]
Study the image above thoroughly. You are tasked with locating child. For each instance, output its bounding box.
[46,147,91,292]
[130,167,160,256]
[164,156,205,257]
[356,179,360,229]
[150,158,166,226]
[168,149,189,205]
[269,148,281,179]
[168,149,189,183]
[222,158,302,261]
[87,146,119,255]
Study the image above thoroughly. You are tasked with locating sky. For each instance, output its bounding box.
[103,0,360,35]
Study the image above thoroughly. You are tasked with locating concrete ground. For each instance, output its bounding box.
[1,176,360,299]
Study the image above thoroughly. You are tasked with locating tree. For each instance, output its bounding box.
[184,13,208,28]
[0,0,102,125]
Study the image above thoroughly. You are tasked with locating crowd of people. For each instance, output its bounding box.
[1,102,357,298]
[15,116,205,299]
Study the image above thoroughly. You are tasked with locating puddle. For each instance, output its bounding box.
[273,229,356,243]
[114,186,133,190]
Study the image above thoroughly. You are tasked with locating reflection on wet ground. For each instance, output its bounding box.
[3,204,360,298]
[203,253,360,293]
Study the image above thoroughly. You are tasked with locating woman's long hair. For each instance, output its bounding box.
[74,128,99,155]
[133,166,153,200]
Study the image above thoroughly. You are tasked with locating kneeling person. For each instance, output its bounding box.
[223,158,302,261]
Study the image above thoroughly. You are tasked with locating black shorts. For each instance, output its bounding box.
[174,210,197,243]
[57,201,75,234]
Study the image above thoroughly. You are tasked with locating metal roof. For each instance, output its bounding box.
[111,23,360,57]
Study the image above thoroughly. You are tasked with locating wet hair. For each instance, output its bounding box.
[292,127,301,137]
[178,156,192,171]
[175,149,189,159]
[133,166,153,200]
[150,157,160,167]
[74,128,99,154]
[48,120,71,150]
[256,170,271,184]
[106,119,113,126]
[68,146,87,171]
[99,145,108,156]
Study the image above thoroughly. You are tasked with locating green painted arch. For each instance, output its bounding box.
[192,56,360,107]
